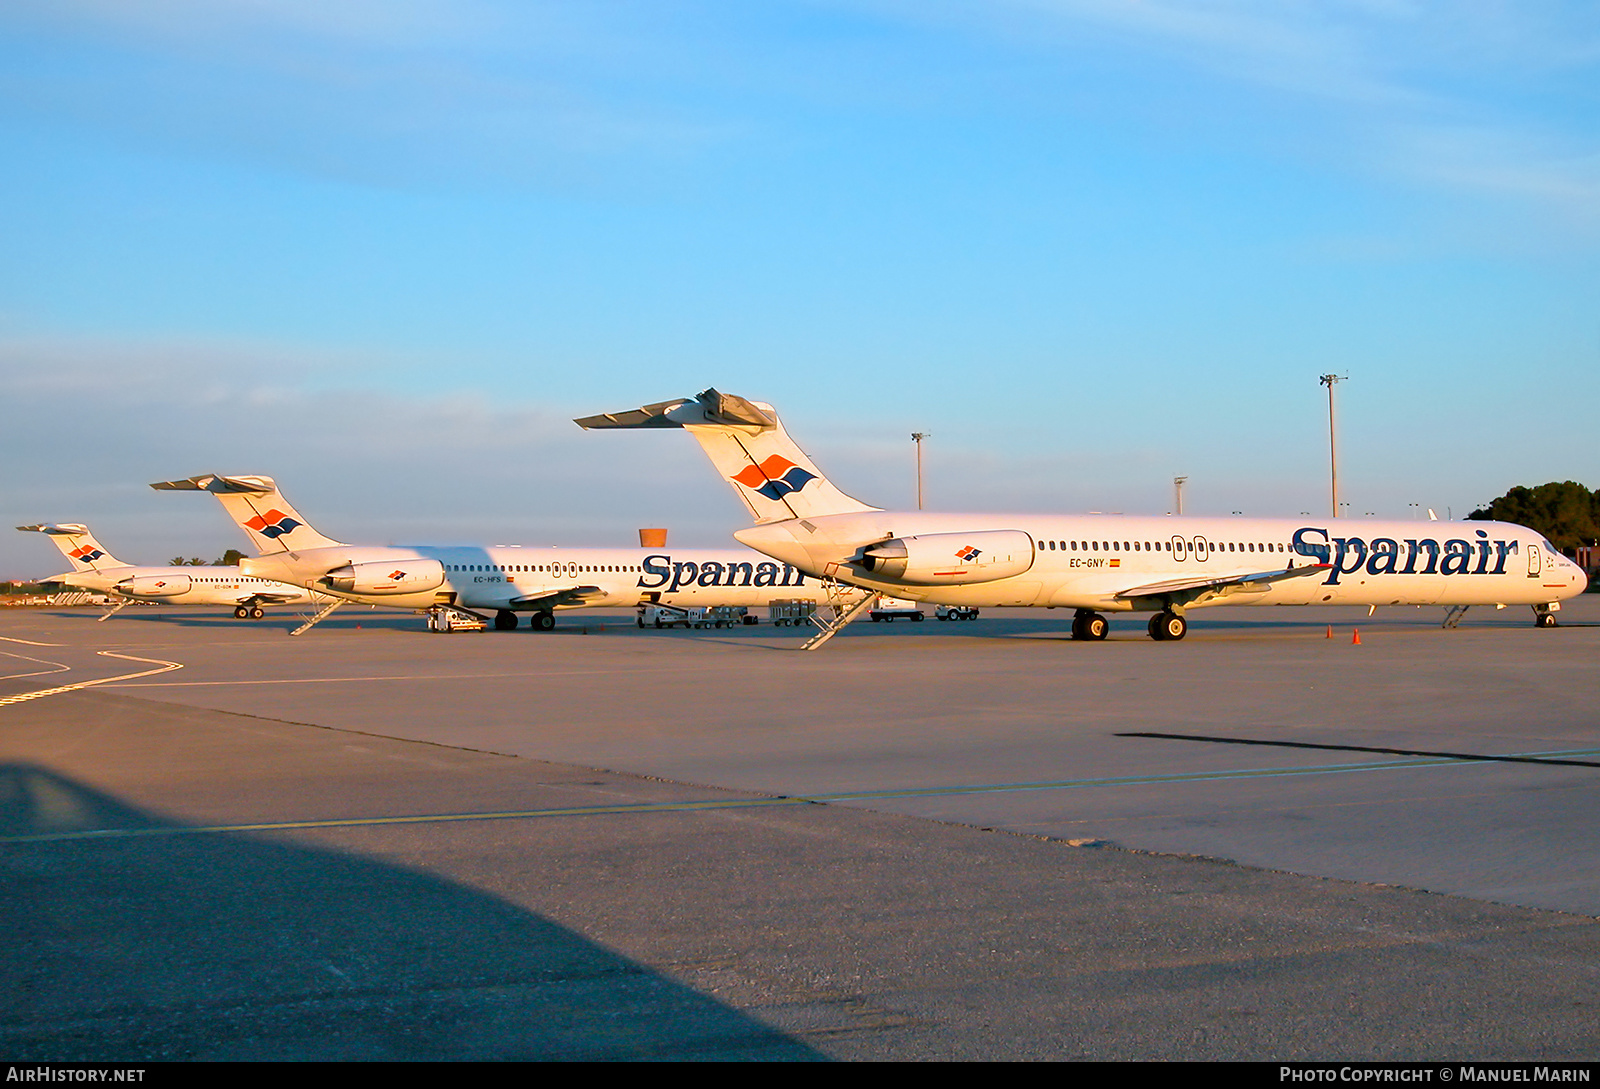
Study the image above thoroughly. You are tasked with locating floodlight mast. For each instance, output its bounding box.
[1320,374,1347,518]
[911,432,930,510]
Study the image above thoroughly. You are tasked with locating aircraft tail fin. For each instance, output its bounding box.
[149,475,344,554]
[576,389,879,524]
[16,524,124,571]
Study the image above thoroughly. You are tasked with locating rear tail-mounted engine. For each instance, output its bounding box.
[322,559,445,595]
[858,530,1034,585]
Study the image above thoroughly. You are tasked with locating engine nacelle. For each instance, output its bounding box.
[117,574,192,598]
[323,559,445,596]
[858,530,1034,585]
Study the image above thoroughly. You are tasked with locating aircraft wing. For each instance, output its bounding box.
[1115,563,1331,603]
[236,591,303,606]
[510,585,608,608]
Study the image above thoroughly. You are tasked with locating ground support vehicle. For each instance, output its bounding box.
[869,596,925,622]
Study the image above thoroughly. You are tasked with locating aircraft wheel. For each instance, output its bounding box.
[1536,612,1559,628]
[494,609,518,631]
[1084,613,1109,640]
[234,606,249,619]
[532,612,555,632]
[1150,611,1186,641]
[1070,613,1087,640]
[250,606,265,620]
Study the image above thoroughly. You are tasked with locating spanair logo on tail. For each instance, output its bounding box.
[244,509,303,540]
[731,455,817,502]
[68,544,105,563]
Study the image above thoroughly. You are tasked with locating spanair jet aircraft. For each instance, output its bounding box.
[16,523,328,619]
[150,474,863,635]
[576,389,1588,644]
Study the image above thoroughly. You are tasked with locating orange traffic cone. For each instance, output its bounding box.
[1351,628,1361,645]
[1326,625,1333,639]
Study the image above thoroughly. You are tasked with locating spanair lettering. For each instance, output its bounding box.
[578,389,1587,644]
[154,474,849,635]
[641,554,805,592]
[1296,527,1521,585]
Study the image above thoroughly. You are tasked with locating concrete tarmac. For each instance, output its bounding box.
[2,598,1598,1060]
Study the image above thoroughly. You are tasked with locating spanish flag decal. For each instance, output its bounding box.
[1109,559,1121,567]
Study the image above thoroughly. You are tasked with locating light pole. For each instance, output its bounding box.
[911,432,930,510]
[1320,374,1346,517]
[1174,476,1187,516]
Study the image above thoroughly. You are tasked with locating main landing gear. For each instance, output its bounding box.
[1147,611,1187,641]
[494,609,556,631]
[1071,608,1189,641]
[1071,610,1109,641]
[233,604,266,620]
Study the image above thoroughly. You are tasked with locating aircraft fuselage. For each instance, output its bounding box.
[733,512,1588,611]
[241,544,830,611]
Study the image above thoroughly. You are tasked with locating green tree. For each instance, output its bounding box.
[1468,482,1599,553]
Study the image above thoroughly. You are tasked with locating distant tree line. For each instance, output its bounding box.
[1468,482,1598,553]
[168,550,245,567]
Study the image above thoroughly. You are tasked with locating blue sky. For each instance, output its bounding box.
[3,1,1597,575]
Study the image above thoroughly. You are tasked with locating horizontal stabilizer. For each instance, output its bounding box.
[577,389,877,524]
[151,472,343,554]
[17,523,91,536]
[575,389,775,432]
[150,474,277,495]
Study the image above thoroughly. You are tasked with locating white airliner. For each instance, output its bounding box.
[150,474,864,634]
[16,523,329,619]
[576,390,1589,643]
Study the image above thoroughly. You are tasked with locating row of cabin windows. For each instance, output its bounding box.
[447,564,641,573]
[1037,540,1289,554]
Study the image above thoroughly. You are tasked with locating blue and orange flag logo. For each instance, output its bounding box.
[244,509,303,539]
[955,546,983,563]
[68,544,104,563]
[730,455,817,502]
